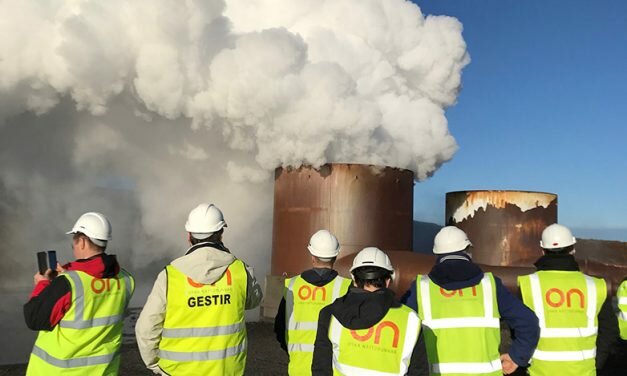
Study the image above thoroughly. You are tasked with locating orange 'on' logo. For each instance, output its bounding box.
[440,286,477,298]
[187,269,232,288]
[91,277,121,294]
[350,320,400,348]
[298,285,327,301]
[545,288,584,308]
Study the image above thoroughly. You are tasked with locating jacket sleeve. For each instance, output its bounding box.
[136,270,168,370]
[273,297,288,352]
[244,264,263,310]
[407,330,429,376]
[595,295,618,370]
[23,276,72,331]
[495,276,540,367]
[311,306,333,376]
[400,278,418,311]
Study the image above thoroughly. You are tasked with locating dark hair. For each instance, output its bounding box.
[544,245,575,255]
[190,229,224,245]
[73,233,105,252]
[352,266,391,289]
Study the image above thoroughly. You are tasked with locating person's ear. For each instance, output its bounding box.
[385,278,391,288]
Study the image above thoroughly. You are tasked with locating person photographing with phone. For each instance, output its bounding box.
[23,212,135,375]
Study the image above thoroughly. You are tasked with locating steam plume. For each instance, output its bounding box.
[0,0,468,291]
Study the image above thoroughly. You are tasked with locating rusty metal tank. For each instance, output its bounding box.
[446,190,558,267]
[271,164,414,276]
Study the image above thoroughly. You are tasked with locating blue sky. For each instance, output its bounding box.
[411,0,627,241]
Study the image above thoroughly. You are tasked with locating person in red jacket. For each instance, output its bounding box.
[23,212,134,375]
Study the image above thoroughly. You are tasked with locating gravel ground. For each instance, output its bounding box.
[2,322,625,375]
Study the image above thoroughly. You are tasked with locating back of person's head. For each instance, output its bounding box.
[66,212,111,251]
[433,226,472,255]
[350,247,394,289]
[540,223,576,255]
[185,203,227,243]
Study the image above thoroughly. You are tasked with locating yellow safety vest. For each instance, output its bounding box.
[284,274,351,376]
[328,304,420,375]
[518,271,606,376]
[416,273,502,376]
[158,259,248,375]
[618,280,627,340]
[26,269,134,376]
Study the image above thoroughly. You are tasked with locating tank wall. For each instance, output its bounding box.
[271,164,413,276]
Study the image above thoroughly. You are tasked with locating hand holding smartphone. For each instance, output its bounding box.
[36,250,59,278]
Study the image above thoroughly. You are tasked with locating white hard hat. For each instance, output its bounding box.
[540,223,576,249]
[185,203,227,239]
[66,212,111,247]
[307,230,340,258]
[433,226,472,255]
[350,247,395,279]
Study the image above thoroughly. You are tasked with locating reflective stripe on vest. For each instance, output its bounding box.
[533,349,596,361]
[619,297,627,305]
[162,322,245,338]
[59,270,133,329]
[329,308,420,375]
[159,341,246,361]
[418,273,501,375]
[287,343,314,352]
[32,345,118,368]
[431,360,502,374]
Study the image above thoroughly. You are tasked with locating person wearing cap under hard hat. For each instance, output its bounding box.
[24,212,135,375]
[273,229,352,375]
[517,223,618,375]
[135,203,263,376]
[401,226,539,376]
[312,247,426,375]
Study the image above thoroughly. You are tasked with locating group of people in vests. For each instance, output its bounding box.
[23,203,626,375]
[275,225,625,376]
[24,203,264,375]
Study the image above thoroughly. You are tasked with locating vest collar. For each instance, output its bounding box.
[185,241,229,255]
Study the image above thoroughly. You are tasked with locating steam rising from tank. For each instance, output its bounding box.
[0,0,468,364]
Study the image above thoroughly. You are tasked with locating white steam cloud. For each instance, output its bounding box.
[0,0,467,302]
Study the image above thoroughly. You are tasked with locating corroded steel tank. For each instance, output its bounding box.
[446,191,558,267]
[271,164,413,276]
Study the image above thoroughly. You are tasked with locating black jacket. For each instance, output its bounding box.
[533,254,619,370]
[274,268,340,352]
[312,287,428,375]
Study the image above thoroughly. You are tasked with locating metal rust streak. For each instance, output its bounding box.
[448,190,557,223]
[446,191,558,267]
[271,164,413,276]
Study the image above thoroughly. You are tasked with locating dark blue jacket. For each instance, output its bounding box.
[400,252,540,367]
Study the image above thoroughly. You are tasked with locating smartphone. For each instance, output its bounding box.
[37,252,48,275]
[47,251,57,272]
